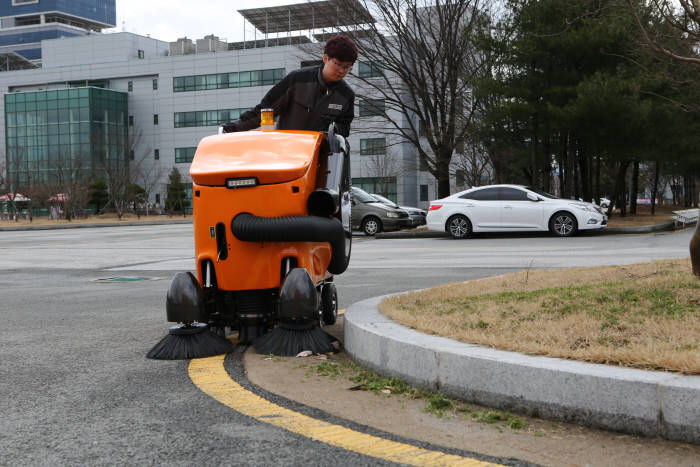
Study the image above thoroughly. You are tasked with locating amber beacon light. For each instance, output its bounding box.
[260,108,274,130]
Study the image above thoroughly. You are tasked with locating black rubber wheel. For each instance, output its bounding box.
[447,215,471,239]
[549,211,578,237]
[362,216,382,236]
[321,282,338,325]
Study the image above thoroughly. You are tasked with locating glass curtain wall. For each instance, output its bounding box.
[5,87,128,186]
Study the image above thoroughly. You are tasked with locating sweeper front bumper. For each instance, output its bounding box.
[160,129,351,350]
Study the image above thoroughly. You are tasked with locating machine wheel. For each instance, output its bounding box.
[321,282,338,325]
[549,211,578,237]
[447,215,471,239]
[362,216,382,236]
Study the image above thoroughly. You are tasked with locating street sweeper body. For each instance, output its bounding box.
[147,124,351,359]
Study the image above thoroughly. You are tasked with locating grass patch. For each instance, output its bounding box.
[305,359,529,429]
[380,259,700,374]
[472,410,527,429]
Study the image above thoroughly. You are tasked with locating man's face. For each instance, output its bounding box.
[322,54,354,83]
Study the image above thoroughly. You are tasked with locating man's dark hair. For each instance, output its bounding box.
[324,34,358,62]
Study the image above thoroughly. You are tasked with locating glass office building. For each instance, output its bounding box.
[0,0,116,64]
[4,87,128,186]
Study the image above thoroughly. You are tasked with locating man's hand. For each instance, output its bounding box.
[221,122,240,133]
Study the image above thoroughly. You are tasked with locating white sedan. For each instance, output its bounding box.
[426,184,607,238]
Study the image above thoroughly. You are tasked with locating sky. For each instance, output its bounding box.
[104,0,306,43]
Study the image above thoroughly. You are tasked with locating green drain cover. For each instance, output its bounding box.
[93,277,154,283]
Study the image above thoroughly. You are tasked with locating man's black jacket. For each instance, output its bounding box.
[224,65,355,137]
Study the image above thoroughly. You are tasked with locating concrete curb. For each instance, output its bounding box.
[604,221,678,234]
[344,295,700,444]
[0,219,192,231]
[376,221,680,239]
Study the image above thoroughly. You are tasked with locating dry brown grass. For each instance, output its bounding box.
[0,213,191,227]
[380,259,700,374]
[605,204,678,228]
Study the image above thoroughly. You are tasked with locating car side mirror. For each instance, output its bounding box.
[526,192,539,202]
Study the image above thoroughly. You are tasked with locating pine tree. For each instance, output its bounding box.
[165,168,189,216]
[88,178,109,214]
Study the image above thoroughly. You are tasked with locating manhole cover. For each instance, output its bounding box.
[93,277,159,283]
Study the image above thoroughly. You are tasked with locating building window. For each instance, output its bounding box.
[175,147,197,164]
[173,68,285,92]
[456,169,465,186]
[153,114,158,125]
[418,120,428,138]
[420,185,429,202]
[358,61,383,78]
[128,81,133,92]
[69,79,109,89]
[128,115,133,126]
[138,49,145,59]
[174,108,250,128]
[301,60,324,68]
[352,177,397,202]
[154,149,159,160]
[155,193,161,204]
[129,150,134,161]
[152,79,158,90]
[3,87,128,186]
[360,138,386,155]
[359,99,385,117]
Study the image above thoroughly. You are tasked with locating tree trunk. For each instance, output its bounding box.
[595,153,601,206]
[543,134,551,193]
[651,160,660,215]
[577,139,590,202]
[630,161,639,214]
[531,113,538,186]
[559,132,567,198]
[436,148,452,198]
[609,160,629,217]
[573,147,580,200]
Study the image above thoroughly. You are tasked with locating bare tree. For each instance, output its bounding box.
[97,126,151,219]
[451,139,493,190]
[626,0,700,65]
[3,146,31,221]
[0,157,6,192]
[0,157,8,219]
[329,0,493,198]
[133,154,166,217]
[49,151,91,221]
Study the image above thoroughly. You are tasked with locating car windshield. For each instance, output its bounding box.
[352,187,380,203]
[524,186,558,199]
[371,194,396,206]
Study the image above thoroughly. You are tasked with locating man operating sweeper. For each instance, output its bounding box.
[222,34,357,137]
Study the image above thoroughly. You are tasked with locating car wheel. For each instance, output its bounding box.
[447,215,471,239]
[362,216,382,236]
[321,283,338,325]
[549,211,578,237]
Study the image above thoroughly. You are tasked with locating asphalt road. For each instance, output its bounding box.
[0,225,692,465]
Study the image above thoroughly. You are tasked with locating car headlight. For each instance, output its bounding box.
[569,203,597,213]
[386,212,399,218]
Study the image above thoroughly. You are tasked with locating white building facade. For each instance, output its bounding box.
[0,29,440,209]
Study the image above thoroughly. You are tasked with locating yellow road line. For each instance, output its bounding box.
[189,354,503,467]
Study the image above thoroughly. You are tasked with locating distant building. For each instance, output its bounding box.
[0,0,116,69]
[0,1,440,211]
